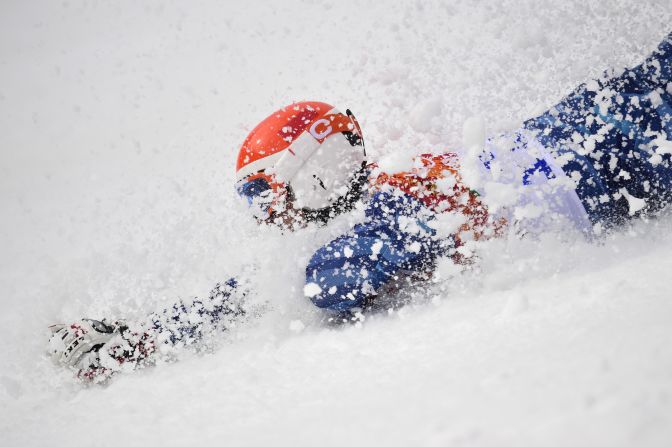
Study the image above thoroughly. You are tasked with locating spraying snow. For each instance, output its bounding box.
[1,0,671,446]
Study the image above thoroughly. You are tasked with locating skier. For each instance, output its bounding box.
[48,32,672,382]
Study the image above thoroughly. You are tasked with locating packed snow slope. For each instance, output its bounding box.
[1,1,672,446]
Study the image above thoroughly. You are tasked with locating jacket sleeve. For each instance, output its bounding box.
[305,190,453,312]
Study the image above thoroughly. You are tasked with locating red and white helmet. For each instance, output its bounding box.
[236,101,367,224]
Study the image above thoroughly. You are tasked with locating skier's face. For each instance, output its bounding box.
[238,173,304,230]
[242,184,307,230]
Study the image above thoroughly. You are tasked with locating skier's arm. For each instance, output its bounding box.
[305,190,452,312]
[147,279,247,349]
[48,278,248,382]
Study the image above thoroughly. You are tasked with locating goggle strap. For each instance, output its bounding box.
[346,109,366,157]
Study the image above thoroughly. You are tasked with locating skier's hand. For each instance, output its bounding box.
[48,319,119,368]
[48,319,156,382]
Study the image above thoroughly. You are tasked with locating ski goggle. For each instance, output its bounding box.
[236,172,287,221]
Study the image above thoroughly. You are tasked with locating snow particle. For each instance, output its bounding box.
[289,320,305,333]
[303,283,322,298]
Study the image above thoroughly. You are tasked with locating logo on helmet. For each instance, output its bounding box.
[309,119,333,140]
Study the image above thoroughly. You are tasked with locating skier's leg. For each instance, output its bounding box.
[525,32,672,229]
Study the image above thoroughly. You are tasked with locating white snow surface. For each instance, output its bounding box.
[1,1,672,446]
